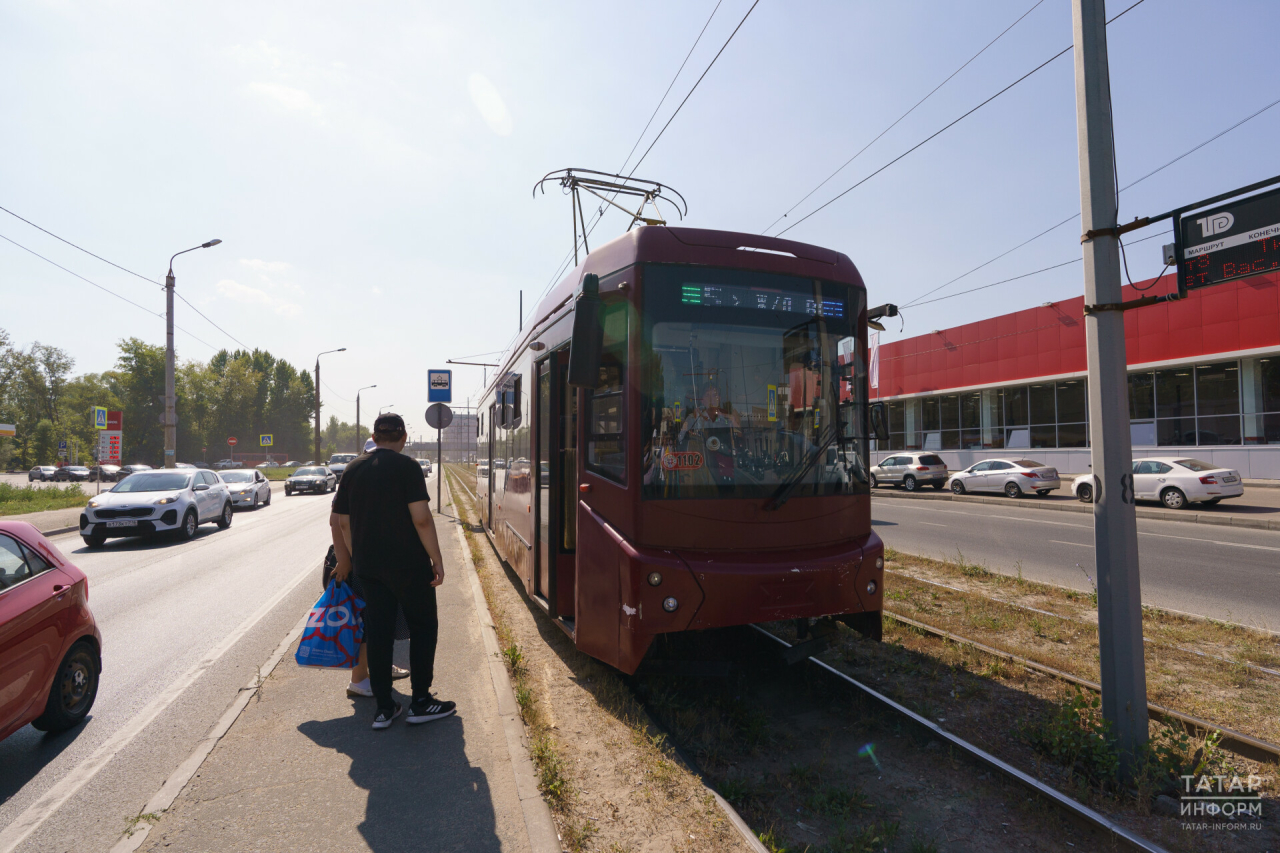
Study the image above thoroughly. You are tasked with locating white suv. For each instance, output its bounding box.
[80,470,232,547]
[870,453,949,491]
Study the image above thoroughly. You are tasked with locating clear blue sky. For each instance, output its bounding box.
[3,0,1277,433]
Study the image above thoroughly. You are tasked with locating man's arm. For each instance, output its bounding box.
[329,512,352,581]
[408,500,445,587]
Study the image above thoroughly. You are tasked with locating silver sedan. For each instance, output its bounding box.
[218,469,273,509]
[947,458,1060,498]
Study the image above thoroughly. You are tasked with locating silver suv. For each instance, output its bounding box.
[870,453,949,491]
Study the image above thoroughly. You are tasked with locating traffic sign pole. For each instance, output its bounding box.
[1073,0,1147,777]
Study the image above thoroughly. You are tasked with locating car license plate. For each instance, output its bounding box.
[1223,476,1238,483]
[105,520,136,528]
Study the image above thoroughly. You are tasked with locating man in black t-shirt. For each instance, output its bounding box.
[332,413,456,729]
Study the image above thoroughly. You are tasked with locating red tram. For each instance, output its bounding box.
[476,226,884,673]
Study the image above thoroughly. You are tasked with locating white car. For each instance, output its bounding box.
[869,453,949,491]
[947,458,1061,498]
[1071,458,1243,509]
[219,469,273,509]
[80,470,232,547]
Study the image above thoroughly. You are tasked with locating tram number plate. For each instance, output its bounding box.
[105,521,137,528]
[661,451,704,471]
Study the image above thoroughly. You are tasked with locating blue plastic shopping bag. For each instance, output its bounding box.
[295,580,365,668]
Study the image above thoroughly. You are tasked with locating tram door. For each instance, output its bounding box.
[533,351,577,620]
[487,402,496,528]
[535,361,552,602]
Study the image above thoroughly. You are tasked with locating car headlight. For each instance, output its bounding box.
[88,498,101,508]
[155,495,179,505]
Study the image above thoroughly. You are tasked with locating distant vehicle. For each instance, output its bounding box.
[0,520,102,743]
[28,466,57,482]
[283,461,303,468]
[303,460,317,466]
[492,458,506,470]
[175,463,197,469]
[417,458,432,476]
[869,453,948,491]
[284,466,336,496]
[476,461,490,477]
[1071,458,1242,509]
[115,464,154,480]
[191,461,212,469]
[80,470,232,547]
[255,461,280,469]
[947,459,1060,498]
[219,469,273,509]
[213,459,239,470]
[52,466,91,483]
[87,465,121,483]
[327,453,358,480]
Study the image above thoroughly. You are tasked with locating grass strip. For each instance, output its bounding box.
[0,482,87,515]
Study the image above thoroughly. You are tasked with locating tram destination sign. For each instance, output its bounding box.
[1178,184,1280,292]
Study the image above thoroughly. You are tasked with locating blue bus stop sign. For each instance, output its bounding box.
[428,369,452,403]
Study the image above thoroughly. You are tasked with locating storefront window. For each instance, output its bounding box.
[1157,417,1195,446]
[1056,380,1086,423]
[1195,363,1239,415]
[1005,386,1028,426]
[1129,372,1155,419]
[1058,422,1088,448]
[1029,384,1056,425]
[1156,369,1195,419]
[981,388,1004,448]
[922,397,940,432]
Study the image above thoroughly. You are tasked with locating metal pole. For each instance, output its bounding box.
[437,426,442,507]
[1072,0,1147,776]
[314,359,321,463]
[355,390,361,454]
[164,271,176,468]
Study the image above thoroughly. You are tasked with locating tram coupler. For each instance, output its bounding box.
[838,610,883,643]
[782,618,841,665]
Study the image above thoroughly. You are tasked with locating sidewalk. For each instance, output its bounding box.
[0,505,82,535]
[129,478,553,853]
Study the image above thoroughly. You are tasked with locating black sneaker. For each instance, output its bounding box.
[372,701,402,730]
[406,695,456,724]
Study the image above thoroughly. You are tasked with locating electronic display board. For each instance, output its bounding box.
[1178,185,1280,292]
[678,282,845,318]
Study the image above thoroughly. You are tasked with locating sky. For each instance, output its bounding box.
[3,0,1278,438]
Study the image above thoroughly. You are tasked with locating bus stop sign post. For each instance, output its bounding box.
[1073,0,1147,778]
[425,403,453,508]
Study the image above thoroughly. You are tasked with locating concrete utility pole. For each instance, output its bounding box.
[355,384,376,451]
[1072,0,1148,774]
[314,348,347,462]
[164,240,222,468]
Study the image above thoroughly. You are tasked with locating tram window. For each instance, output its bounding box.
[586,297,628,482]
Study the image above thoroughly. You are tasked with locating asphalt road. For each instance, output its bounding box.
[873,496,1280,630]
[0,469,437,852]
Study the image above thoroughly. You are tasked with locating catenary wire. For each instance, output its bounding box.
[762,0,1047,235]
[774,0,1149,238]
[901,93,1280,308]
[174,291,252,350]
[0,231,220,350]
[0,203,162,286]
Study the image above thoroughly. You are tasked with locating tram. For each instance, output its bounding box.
[476,225,886,673]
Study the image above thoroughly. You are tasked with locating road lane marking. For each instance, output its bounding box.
[1135,531,1280,553]
[919,522,948,527]
[0,557,320,853]
[1049,539,1091,547]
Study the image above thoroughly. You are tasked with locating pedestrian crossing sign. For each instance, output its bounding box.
[94,406,108,429]
[260,434,273,447]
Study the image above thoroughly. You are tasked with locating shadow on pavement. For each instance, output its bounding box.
[0,717,93,805]
[298,713,504,853]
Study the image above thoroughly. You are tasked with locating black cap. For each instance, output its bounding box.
[373,412,406,435]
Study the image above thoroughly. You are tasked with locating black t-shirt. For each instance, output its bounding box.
[332,449,431,583]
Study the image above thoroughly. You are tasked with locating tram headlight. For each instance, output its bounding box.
[874,556,884,570]
[866,580,878,596]
[647,572,663,587]
[662,597,679,612]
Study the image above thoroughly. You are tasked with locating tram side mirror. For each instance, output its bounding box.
[869,403,889,442]
[568,273,603,387]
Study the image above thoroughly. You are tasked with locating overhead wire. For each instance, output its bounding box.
[0,203,162,286]
[174,291,252,350]
[773,0,1150,238]
[762,0,1047,235]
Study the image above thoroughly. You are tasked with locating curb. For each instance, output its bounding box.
[873,487,1280,530]
[445,475,561,853]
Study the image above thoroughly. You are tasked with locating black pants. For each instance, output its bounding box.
[360,571,438,709]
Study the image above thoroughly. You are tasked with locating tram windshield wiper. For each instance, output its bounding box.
[763,423,839,511]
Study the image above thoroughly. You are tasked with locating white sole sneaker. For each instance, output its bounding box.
[371,702,402,730]
[347,683,374,698]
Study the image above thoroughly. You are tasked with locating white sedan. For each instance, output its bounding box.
[947,458,1061,498]
[81,470,233,547]
[1071,458,1243,509]
[218,469,273,509]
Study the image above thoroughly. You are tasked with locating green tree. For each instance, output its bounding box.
[31,419,56,465]
[115,338,165,464]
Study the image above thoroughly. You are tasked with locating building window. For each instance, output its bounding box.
[1005,386,1028,427]
[1029,384,1056,425]
[1195,363,1239,415]
[1156,368,1194,419]
[981,388,1004,448]
[1058,422,1088,448]
[1129,372,1155,419]
[1056,380,1086,423]
[1243,357,1280,444]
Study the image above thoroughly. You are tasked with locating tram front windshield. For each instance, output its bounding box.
[641,264,869,500]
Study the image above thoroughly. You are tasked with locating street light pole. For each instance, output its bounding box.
[1072,0,1147,776]
[355,384,377,452]
[164,239,222,469]
[314,348,347,463]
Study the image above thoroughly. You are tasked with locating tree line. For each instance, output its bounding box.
[0,328,316,468]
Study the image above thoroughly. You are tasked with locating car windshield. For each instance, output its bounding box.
[1173,458,1216,472]
[67,467,89,472]
[221,471,254,483]
[295,467,326,476]
[1013,460,1046,468]
[641,264,868,500]
[330,455,355,464]
[112,473,191,492]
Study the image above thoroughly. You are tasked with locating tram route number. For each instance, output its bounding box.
[662,450,704,471]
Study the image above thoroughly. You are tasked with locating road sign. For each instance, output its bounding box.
[0,424,15,438]
[94,406,108,429]
[260,434,273,447]
[98,430,121,464]
[428,369,452,403]
[59,440,68,451]
[425,403,453,430]
[1176,183,1280,295]
[227,436,238,447]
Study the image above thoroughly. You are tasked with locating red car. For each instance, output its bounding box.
[0,520,102,742]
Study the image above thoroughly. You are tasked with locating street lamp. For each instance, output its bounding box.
[379,404,395,414]
[164,239,222,469]
[314,348,347,462]
[355,384,377,451]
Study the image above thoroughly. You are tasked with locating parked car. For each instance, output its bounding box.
[213,459,239,470]
[28,466,58,482]
[80,470,232,547]
[1071,458,1243,509]
[283,461,303,468]
[52,466,91,482]
[328,453,358,480]
[0,520,102,743]
[417,458,432,477]
[115,464,154,481]
[947,459,1060,498]
[869,453,948,491]
[175,462,197,469]
[193,461,212,469]
[284,466,336,496]
[219,469,273,509]
[87,464,121,483]
[255,461,280,469]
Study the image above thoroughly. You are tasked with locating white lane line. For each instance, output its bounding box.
[919,521,948,527]
[0,558,319,853]
[1135,531,1280,553]
[878,503,1091,530]
[1048,539,1092,547]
